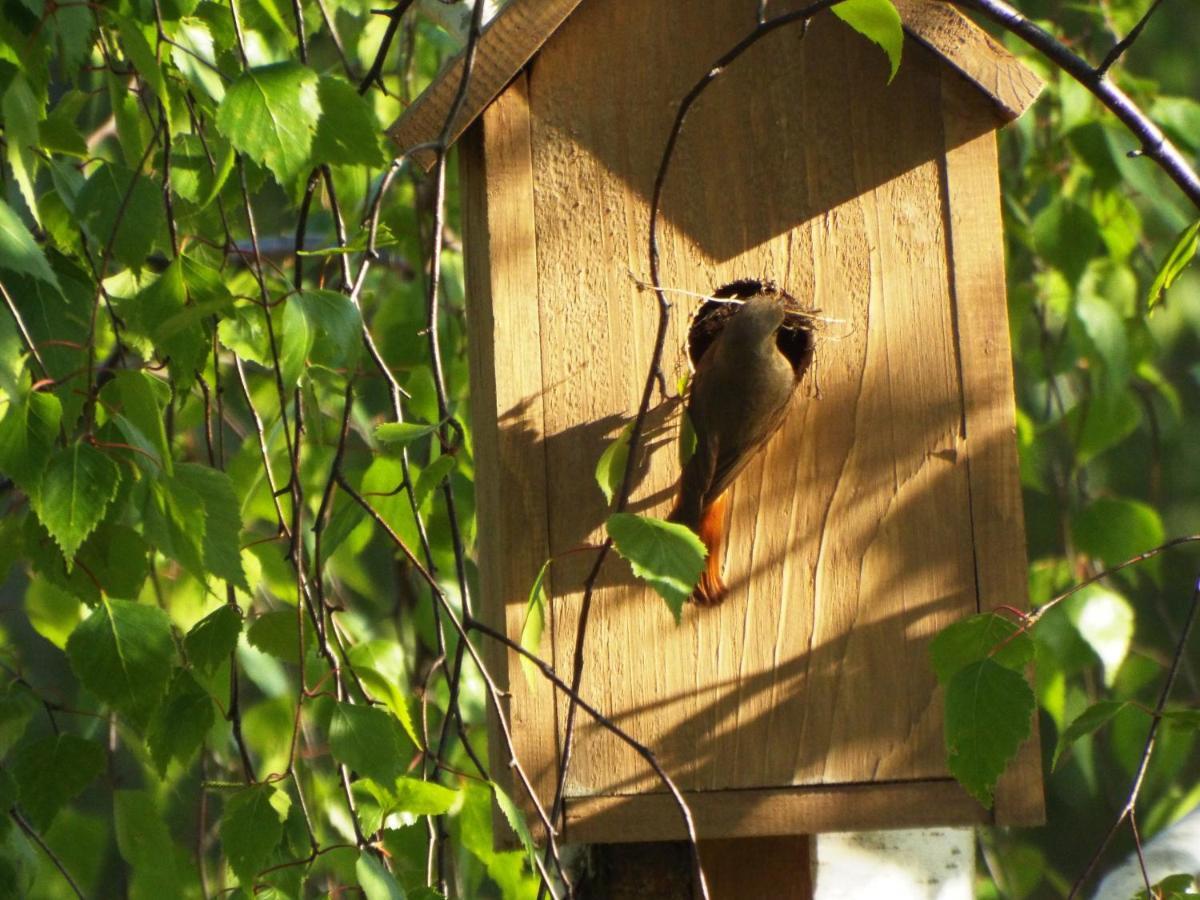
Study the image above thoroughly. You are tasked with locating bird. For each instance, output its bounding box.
[668,282,814,605]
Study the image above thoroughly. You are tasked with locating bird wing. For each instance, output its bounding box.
[705,393,794,504]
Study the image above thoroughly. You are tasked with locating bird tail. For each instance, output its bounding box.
[694,493,728,605]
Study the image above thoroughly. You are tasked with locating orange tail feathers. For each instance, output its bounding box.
[694,493,728,605]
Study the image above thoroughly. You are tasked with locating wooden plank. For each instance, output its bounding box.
[387,0,583,169]
[564,780,989,843]
[388,0,1041,169]
[458,72,559,835]
[896,0,1043,120]
[940,68,1046,827]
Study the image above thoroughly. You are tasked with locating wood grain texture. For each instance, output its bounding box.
[458,73,559,829]
[387,0,583,170]
[387,0,1041,168]
[897,0,1044,120]
[940,69,1046,827]
[565,780,990,843]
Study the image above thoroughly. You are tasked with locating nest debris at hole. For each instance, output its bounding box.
[686,278,817,380]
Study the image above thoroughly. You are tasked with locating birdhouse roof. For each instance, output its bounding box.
[388,0,1043,167]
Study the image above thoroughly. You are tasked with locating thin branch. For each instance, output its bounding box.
[359,1,417,95]
[1067,572,1200,897]
[1028,534,1200,625]
[11,810,86,899]
[1097,0,1167,76]
[954,0,1200,209]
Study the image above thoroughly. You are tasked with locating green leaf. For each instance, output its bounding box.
[24,576,83,649]
[358,458,422,555]
[1147,218,1200,312]
[0,823,36,898]
[1074,293,1128,387]
[217,303,272,367]
[313,76,387,167]
[1161,709,1200,731]
[220,785,289,884]
[114,790,178,900]
[32,443,121,565]
[175,463,250,590]
[100,371,172,474]
[929,613,1035,685]
[76,162,168,269]
[0,684,38,757]
[109,72,150,168]
[66,599,175,728]
[1065,585,1134,686]
[141,473,207,580]
[328,702,406,785]
[146,669,215,775]
[387,777,458,816]
[3,264,93,428]
[169,133,234,208]
[49,4,94,72]
[75,523,151,600]
[215,62,321,186]
[3,75,43,226]
[9,734,104,829]
[943,659,1035,807]
[116,18,170,114]
[375,421,438,445]
[1032,197,1100,283]
[356,852,406,900]
[124,257,224,387]
[168,17,224,102]
[186,605,243,673]
[519,558,551,686]
[247,609,306,663]
[832,0,903,82]
[1071,496,1165,570]
[0,391,61,496]
[492,783,536,869]
[1052,699,1131,770]
[606,513,706,623]
[413,454,456,507]
[1134,874,1197,900]
[0,199,58,287]
[294,289,363,370]
[595,425,630,505]
[39,103,88,159]
[1068,388,1141,465]
[279,296,312,385]
[352,666,420,748]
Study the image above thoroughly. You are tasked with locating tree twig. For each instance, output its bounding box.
[954,0,1200,209]
[11,810,86,899]
[1067,572,1200,897]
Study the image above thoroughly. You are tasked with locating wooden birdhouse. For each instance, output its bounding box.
[390,0,1046,843]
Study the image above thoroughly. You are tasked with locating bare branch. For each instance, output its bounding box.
[954,0,1200,209]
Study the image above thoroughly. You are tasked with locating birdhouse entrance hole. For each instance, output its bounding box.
[686,280,817,375]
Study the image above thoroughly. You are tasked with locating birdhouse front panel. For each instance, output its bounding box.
[458,0,1044,842]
